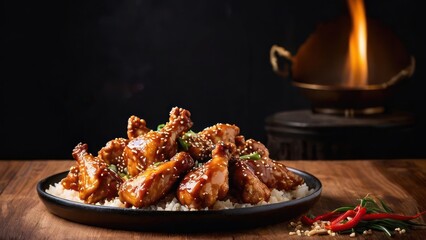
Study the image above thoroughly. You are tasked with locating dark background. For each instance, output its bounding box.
[3,0,425,159]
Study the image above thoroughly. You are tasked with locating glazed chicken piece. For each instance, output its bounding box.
[97,137,128,173]
[127,115,151,140]
[119,152,194,208]
[61,164,79,191]
[97,115,151,174]
[184,123,240,161]
[234,135,246,148]
[202,123,240,143]
[229,160,271,204]
[237,138,270,159]
[241,158,304,191]
[177,143,235,209]
[124,107,193,176]
[70,143,123,203]
[182,132,214,161]
[235,136,303,191]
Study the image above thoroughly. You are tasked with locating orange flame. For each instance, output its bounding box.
[344,0,368,87]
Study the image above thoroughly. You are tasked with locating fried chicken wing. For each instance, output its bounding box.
[184,123,240,161]
[71,143,123,203]
[237,138,270,159]
[127,115,151,140]
[119,152,194,208]
[61,164,79,191]
[203,123,240,143]
[97,137,128,173]
[183,133,214,161]
[229,160,271,204]
[242,158,304,191]
[177,143,235,209]
[124,107,193,176]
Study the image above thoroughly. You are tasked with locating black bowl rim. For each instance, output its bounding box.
[37,167,322,232]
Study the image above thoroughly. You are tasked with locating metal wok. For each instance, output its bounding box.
[270,16,415,116]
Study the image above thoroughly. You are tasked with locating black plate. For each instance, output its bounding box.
[37,168,322,232]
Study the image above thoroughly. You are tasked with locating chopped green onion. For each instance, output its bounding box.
[153,162,163,167]
[157,123,165,131]
[178,138,190,151]
[108,164,118,173]
[183,130,197,138]
[240,152,261,160]
[118,172,130,180]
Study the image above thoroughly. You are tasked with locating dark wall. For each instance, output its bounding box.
[3,0,425,159]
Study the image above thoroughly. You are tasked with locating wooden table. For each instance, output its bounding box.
[1,159,425,239]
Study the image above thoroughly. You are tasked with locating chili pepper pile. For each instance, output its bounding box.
[300,195,426,237]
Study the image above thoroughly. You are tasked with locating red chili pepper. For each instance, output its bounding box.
[330,210,356,226]
[316,212,339,222]
[300,215,316,225]
[314,212,342,221]
[301,211,343,225]
[327,207,367,232]
[298,195,426,236]
[362,211,426,221]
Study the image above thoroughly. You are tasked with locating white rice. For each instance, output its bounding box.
[46,183,313,211]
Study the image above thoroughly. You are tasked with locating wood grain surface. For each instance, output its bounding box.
[1,159,425,239]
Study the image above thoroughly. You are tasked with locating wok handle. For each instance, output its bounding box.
[270,45,293,78]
